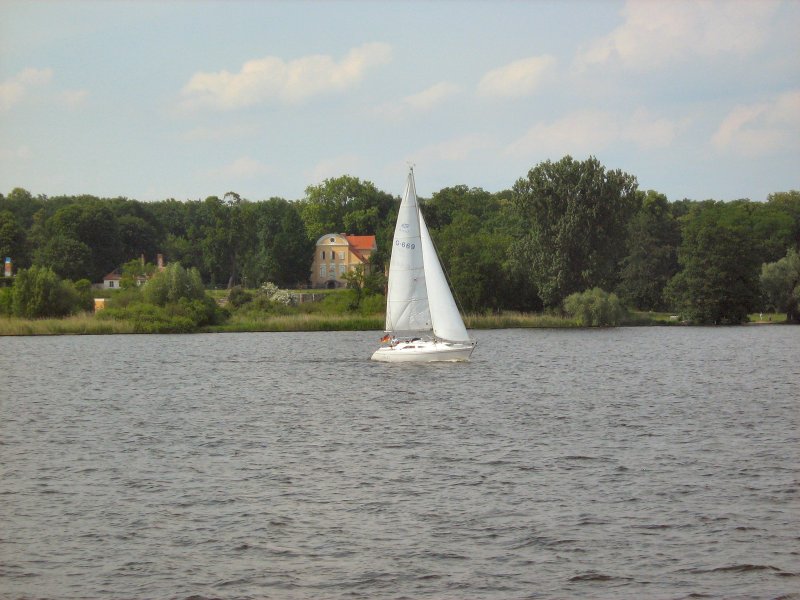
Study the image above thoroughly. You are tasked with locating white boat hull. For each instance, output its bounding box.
[370,339,475,363]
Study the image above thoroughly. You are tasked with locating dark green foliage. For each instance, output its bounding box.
[509,156,639,308]
[100,264,223,332]
[0,210,29,270]
[73,279,95,313]
[423,186,522,312]
[760,248,800,323]
[617,190,680,310]
[34,235,93,281]
[2,174,798,324]
[227,286,253,308]
[665,202,761,324]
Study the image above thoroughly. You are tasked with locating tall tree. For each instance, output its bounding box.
[423,185,522,312]
[665,201,761,324]
[617,191,680,310]
[35,202,123,281]
[760,248,800,323]
[299,175,396,241]
[509,156,639,307]
[0,210,29,269]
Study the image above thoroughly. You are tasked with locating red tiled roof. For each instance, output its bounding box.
[345,235,376,251]
[103,270,121,281]
[345,235,376,263]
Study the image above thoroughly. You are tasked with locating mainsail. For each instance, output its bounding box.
[384,171,431,334]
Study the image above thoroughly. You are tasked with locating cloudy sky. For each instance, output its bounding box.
[1,0,798,202]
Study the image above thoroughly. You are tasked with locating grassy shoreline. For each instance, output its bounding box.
[0,310,788,336]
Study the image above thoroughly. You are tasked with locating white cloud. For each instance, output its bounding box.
[712,90,800,156]
[506,109,682,157]
[59,89,89,108]
[0,68,53,111]
[410,133,494,164]
[307,154,363,185]
[182,123,259,142]
[0,145,33,161]
[478,55,556,98]
[404,82,460,111]
[578,0,779,70]
[212,156,273,178]
[181,42,392,110]
[375,81,460,118]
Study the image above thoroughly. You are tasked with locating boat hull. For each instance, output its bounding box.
[370,340,475,363]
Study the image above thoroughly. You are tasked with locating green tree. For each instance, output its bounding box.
[509,156,639,307]
[766,190,800,248]
[142,262,206,306]
[665,201,760,324]
[617,191,680,310]
[11,266,80,318]
[760,248,800,323]
[242,199,313,287]
[120,258,157,288]
[36,202,124,281]
[0,188,46,229]
[298,175,397,242]
[422,186,526,312]
[0,210,28,269]
[33,235,93,281]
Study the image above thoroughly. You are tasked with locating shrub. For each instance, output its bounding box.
[98,299,218,333]
[227,286,253,308]
[563,287,625,326]
[11,266,82,318]
[143,263,205,306]
[0,286,12,316]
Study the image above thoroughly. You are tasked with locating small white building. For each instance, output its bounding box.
[102,269,122,289]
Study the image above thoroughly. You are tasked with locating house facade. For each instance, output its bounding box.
[310,233,376,288]
[102,269,122,289]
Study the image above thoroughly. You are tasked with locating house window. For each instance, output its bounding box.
[321,250,325,260]
[339,264,346,275]
[339,251,345,260]
[109,281,115,288]
[320,264,326,277]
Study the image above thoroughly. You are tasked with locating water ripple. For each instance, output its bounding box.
[1,328,798,599]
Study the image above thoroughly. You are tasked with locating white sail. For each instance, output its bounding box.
[384,171,431,334]
[372,168,475,362]
[418,211,471,343]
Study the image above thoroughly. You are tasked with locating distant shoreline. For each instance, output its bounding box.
[0,311,788,336]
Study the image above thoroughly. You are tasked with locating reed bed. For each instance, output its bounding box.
[465,311,581,329]
[206,312,385,333]
[9,308,777,337]
[0,313,136,336]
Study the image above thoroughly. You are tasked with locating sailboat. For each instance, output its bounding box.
[371,168,476,363]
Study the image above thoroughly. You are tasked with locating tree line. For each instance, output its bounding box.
[1,155,798,323]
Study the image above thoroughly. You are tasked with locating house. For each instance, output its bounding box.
[102,269,122,289]
[101,254,165,289]
[310,233,376,288]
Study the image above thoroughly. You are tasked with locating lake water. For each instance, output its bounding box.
[1,327,798,599]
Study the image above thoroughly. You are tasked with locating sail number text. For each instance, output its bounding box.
[395,240,416,249]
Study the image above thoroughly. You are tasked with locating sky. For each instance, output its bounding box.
[1,0,798,203]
